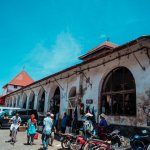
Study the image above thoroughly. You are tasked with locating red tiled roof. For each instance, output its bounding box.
[4,71,34,87]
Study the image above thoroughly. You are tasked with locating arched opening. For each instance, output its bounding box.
[68,86,77,109]
[13,97,16,107]
[9,98,12,107]
[38,88,45,113]
[49,87,60,114]
[7,101,9,107]
[101,67,136,116]
[22,93,27,109]
[12,99,14,107]
[15,97,18,107]
[16,96,20,107]
[29,91,35,109]
[6,100,9,107]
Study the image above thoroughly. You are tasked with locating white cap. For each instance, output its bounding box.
[100,113,106,118]
[85,112,93,117]
[50,113,54,117]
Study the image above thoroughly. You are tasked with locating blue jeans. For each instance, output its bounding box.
[41,133,50,149]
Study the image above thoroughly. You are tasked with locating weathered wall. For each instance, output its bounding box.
[5,38,150,128]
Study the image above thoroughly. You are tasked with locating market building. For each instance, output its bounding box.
[2,35,150,130]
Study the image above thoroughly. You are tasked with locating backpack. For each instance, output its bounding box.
[28,119,36,135]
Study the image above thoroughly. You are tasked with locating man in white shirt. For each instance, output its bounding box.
[9,113,21,142]
[42,112,53,150]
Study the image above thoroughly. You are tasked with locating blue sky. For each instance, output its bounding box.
[0,0,150,93]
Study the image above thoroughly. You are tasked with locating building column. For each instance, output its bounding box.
[26,95,30,109]
[34,91,38,110]
[44,90,49,113]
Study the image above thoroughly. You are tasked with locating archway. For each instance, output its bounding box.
[16,95,20,107]
[9,98,12,107]
[22,93,27,109]
[13,97,16,107]
[29,91,35,109]
[38,88,45,113]
[6,100,9,107]
[49,86,60,114]
[68,86,77,109]
[100,67,136,116]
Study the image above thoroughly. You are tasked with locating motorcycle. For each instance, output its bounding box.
[69,134,112,150]
[83,129,125,150]
[60,129,119,150]
[60,133,76,149]
[130,129,150,150]
[60,122,123,150]
[100,129,122,147]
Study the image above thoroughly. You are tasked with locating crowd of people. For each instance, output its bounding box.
[7,111,109,150]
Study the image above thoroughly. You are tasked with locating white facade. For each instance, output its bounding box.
[3,85,22,96]
[4,36,150,128]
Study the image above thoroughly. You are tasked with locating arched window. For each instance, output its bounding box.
[101,67,136,116]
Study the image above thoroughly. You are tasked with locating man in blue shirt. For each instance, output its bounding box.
[99,113,108,127]
[61,112,67,133]
[42,112,53,150]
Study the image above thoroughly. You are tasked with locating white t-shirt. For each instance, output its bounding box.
[11,116,21,125]
[43,117,53,135]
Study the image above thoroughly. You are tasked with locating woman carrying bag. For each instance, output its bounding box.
[27,114,37,145]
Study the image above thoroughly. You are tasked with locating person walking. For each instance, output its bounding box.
[42,112,53,150]
[9,113,21,142]
[27,114,37,145]
[65,111,72,133]
[84,113,94,139]
[61,112,67,133]
[54,111,59,129]
[49,113,56,146]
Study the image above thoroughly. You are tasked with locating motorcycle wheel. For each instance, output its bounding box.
[132,140,146,150]
[83,143,97,150]
[61,139,70,149]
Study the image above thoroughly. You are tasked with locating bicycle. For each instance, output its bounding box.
[9,120,20,145]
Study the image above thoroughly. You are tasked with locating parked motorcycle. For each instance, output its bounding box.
[60,129,122,150]
[69,134,112,150]
[130,129,150,150]
[60,133,76,149]
[100,129,122,147]
[83,139,112,150]
[83,129,125,150]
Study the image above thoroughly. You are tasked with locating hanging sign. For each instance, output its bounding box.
[86,99,93,104]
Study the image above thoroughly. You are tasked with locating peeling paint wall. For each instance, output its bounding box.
[5,38,150,128]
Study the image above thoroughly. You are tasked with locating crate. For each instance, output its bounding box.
[19,126,26,132]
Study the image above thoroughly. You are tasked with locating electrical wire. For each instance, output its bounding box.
[5,46,148,99]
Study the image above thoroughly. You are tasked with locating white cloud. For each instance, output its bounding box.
[21,32,82,80]
[100,34,107,38]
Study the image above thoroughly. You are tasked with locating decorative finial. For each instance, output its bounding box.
[106,36,110,42]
